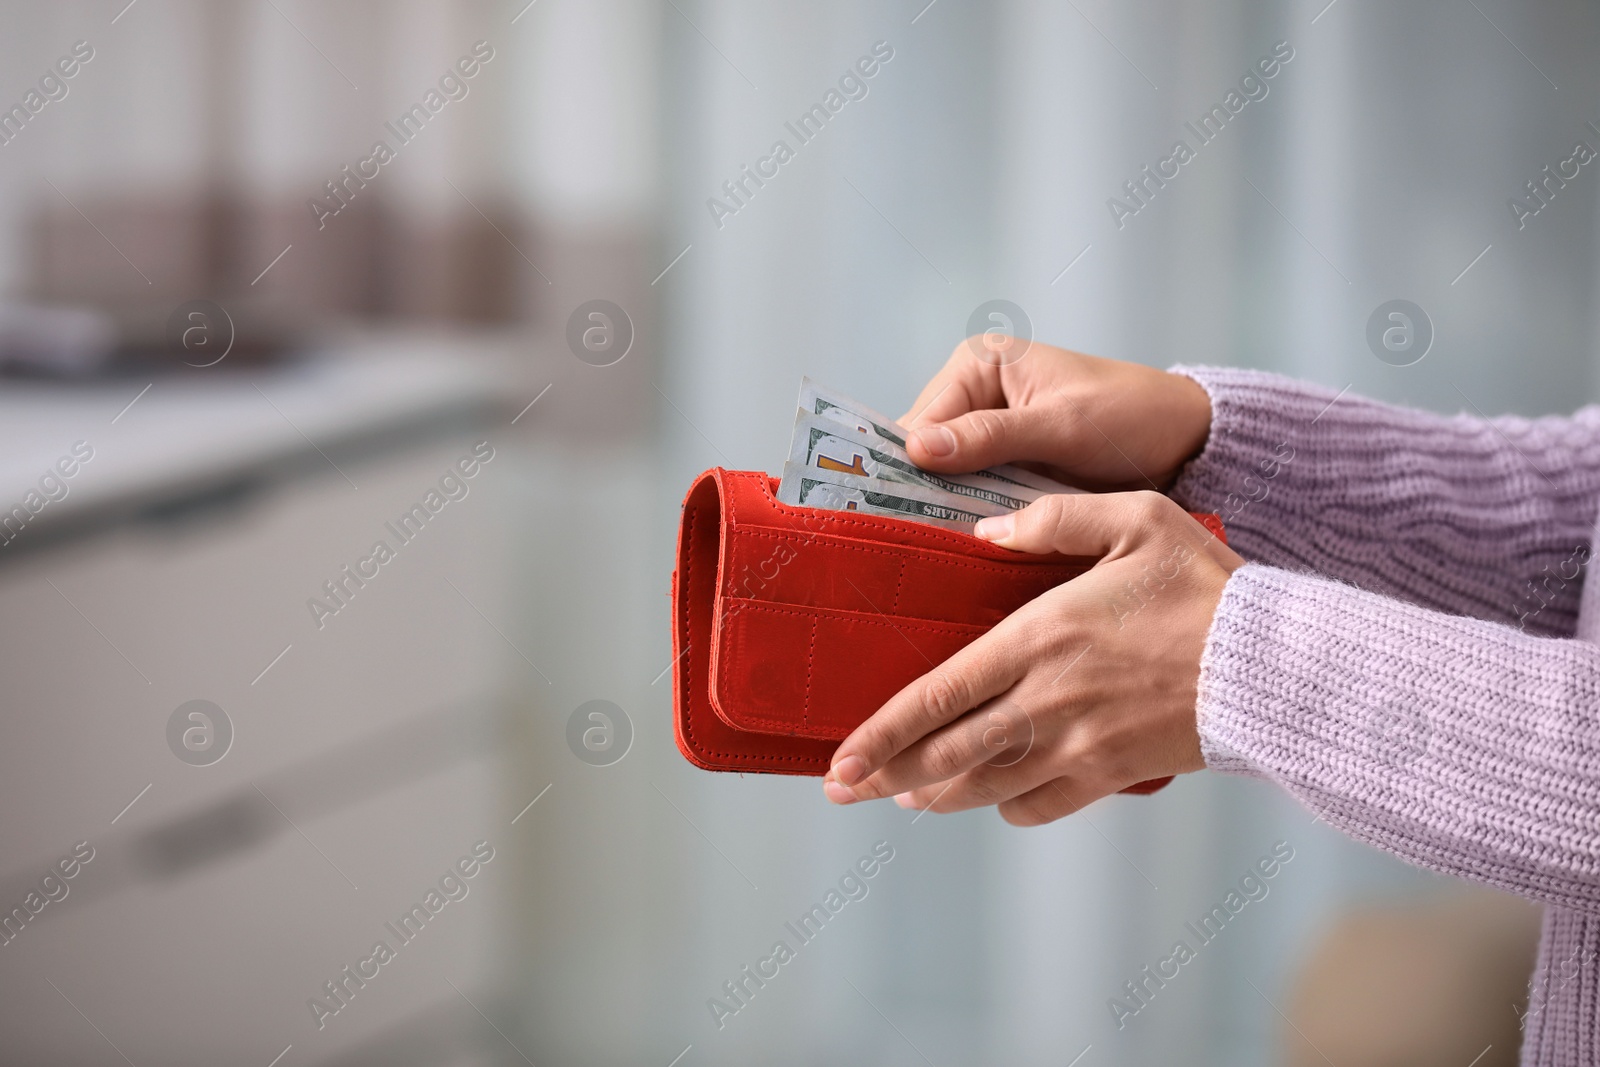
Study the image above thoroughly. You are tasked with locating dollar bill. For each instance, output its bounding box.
[798,377,912,448]
[775,462,991,532]
[786,412,1030,514]
[796,377,1080,497]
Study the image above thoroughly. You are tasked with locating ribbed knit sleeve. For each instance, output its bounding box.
[1167,366,1600,637]
[1525,909,1600,1065]
[1198,563,1600,915]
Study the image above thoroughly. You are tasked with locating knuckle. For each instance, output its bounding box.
[1066,747,1112,787]
[922,670,972,723]
[923,732,972,780]
[956,334,990,360]
[1032,493,1070,535]
[953,338,1004,379]
[1130,490,1176,529]
[957,768,1006,807]
[849,773,891,801]
[963,408,1008,453]
[1064,723,1133,785]
[1000,793,1052,827]
[1062,723,1106,765]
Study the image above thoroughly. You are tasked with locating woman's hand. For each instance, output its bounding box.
[900,339,1213,492]
[821,492,1245,824]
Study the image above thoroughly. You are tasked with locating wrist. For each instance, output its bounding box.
[1170,371,1214,468]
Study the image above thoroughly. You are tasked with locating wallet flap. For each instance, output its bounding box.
[713,598,990,741]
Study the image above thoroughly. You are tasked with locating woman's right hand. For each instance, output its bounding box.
[899,339,1214,492]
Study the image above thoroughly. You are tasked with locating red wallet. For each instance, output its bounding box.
[671,468,1225,793]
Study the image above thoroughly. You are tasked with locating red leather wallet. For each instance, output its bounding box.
[671,468,1225,794]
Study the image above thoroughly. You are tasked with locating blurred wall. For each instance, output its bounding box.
[1,2,1598,1066]
[639,1,1600,1065]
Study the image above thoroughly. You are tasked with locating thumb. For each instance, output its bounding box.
[905,406,1063,473]
[973,492,1174,557]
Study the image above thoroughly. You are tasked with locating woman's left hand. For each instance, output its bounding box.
[821,491,1245,824]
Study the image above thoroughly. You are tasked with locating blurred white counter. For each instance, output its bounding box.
[0,332,516,557]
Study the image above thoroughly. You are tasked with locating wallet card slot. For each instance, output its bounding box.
[723,523,1086,627]
[711,598,989,742]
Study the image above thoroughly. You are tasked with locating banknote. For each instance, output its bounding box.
[786,412,1030,514]
[796,377,1080,497]
[775,462,991,532]
[798,377,913,448]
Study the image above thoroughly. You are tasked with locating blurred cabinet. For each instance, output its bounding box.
[0,346,527,1066]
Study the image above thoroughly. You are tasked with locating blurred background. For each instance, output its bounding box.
[0,0,1594,1064]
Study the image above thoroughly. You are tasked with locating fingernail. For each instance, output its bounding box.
[975,514,1014,541]
[832,755,866,786]
[823,780,858,805]
[912,425,956,457]
[894,792,919,809]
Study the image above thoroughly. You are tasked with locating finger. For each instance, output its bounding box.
[904,404,1077,475]
[848,692,1041,801]
[996,774,1111,827]
[890,745,1059,814]
[897,344,1006,427]
[824,623,1029,799]
[974,491,1183,558]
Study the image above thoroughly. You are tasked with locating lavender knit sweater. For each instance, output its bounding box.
[1167,367,1600,1066]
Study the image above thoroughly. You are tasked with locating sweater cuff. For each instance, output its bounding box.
[1194,562,1600,912]
[1194,561,1340,779]
[1196,560,1460,781]
[1164,364,1346,519]
[1163,365,1599,637]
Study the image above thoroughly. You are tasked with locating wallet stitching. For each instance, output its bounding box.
[890,557,907,614]
[730,470,1001,555]
[802,617,818,730]
[680,503,700,748]
[725,597,992,635]
[729,526,1083,578]
[683,482,827,770]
